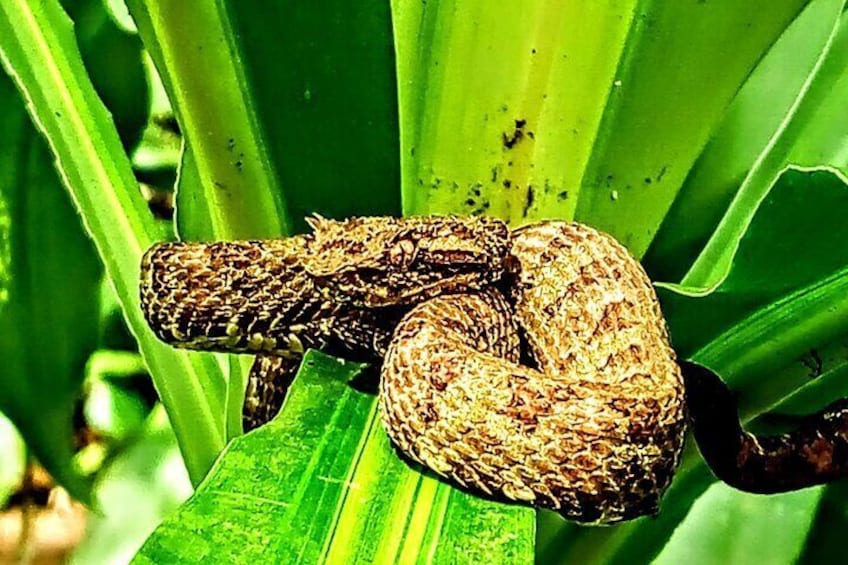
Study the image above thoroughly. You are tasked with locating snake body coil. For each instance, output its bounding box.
[382,223,684,523]
[140,215,848,522]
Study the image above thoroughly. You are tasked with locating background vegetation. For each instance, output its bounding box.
[0,0,846,563]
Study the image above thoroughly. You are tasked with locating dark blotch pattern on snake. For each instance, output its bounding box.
[139,215,848,523]
[682,361,848,494]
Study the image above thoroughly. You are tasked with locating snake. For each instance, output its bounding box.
[140,215,848,523]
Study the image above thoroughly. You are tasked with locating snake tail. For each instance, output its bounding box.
[682,361,848,494]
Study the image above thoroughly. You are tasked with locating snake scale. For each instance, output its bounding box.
[140,215,848,523]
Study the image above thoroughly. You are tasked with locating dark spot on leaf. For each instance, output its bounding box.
[502,119,527,149]
[802,349,823,379]
[522,185,535,217]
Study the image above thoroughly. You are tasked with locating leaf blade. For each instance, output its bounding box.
[136,351,534,564]
[0,0,227,485]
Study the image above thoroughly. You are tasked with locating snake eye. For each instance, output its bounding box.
[388,239,417,268]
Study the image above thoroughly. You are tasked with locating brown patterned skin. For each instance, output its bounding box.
[303,214,511,307]
[381,223,685,523]
[140,235,396,359]
[141,217,685,522]
[140,216,511,429]
[141,215,848,519]
[682,361,848,493]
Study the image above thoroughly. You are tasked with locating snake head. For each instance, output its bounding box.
[303,214,511,307]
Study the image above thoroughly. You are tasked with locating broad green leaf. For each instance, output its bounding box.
[394,0,811,259]
[654,483,823,565]
[0,0,228,485]
[658,168,848,360]
[683,8,848,287]
[644,0,847,280]
[136,351,533,564]
[125,0,290,240]
[574,0,811,256]
[394,0,638,220]
[0,75,101,501]
[545,167,848,563]
[225,2,401,231]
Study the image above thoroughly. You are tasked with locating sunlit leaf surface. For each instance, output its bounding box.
[136,351,533,564]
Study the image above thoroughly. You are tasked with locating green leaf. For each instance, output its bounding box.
[225,2,401,231]
[136,351,533,564]
[0,0,228,486]
[394,0,811,260]
[683,6,848,287]
[644,0,848,280]
[654,483,823,565]
[575,0,813,256]
[125,0,290,240]
[658,168,848,360]
[61,0,149,150]
[0,75,101,501]
[394,0,639,219]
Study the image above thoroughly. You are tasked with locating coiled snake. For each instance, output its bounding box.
[140,215,848,524]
